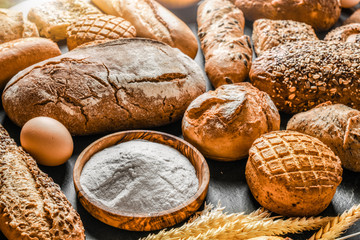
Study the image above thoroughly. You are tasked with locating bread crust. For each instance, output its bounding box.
[235,0,341,31]
[325,23,360,43]
[197,0,252,88]
[0,124,85,239]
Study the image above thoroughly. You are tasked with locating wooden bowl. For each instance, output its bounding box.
[73,130,210,231]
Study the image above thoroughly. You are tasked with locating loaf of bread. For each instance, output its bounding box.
[0,8,38,44]
[0,37,61,89]
[28,0,101,41]
[344,8,360,25]
[2,38,206,135]
[325,23,360,43]
[246,131,342,216]
[234,0,341,31]
[182,83,280,161]
[66,14,136,50]
[0,124,85,239]
[91,0,198,58]
[287,103,360,172]
[197,0,252,88]
[252,19,318,56]
[250,41,360,114]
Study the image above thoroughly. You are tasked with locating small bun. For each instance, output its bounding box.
[182,83,280,161]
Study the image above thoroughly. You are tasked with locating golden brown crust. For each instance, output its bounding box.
[0,37,61,89]
[252,19,318,56]
[0,125,85,240]
[325,23,360,43]
[66,14,136,50]
[246,130,342,216]
[182,83,280,161]
[235,0,341,31]
[344,8,360,25]
[197,0,252,88]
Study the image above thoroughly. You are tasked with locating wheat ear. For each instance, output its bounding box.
[308,204,360,240]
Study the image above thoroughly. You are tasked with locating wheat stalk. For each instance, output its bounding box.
[308,204,360,240]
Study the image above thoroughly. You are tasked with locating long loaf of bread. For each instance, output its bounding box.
[197,0,252,88]
[0,125,85,239]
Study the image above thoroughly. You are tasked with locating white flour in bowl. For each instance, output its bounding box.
[80,139,199,214]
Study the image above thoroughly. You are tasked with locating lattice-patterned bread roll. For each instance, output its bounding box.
[66,14,136,50]
[246,131,342,216]
[325,23,360,43]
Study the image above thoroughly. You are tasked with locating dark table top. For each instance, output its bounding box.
[2,1,360,239]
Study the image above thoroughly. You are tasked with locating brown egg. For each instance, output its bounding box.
[157,0,199,8]
[341,0,359,8]
[20,117,74,166]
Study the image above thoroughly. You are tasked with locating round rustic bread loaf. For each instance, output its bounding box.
[182,83,280,161]
[2,38,206,135]
[246,130,342,216]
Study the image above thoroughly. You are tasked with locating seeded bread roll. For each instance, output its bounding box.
[234,0,341,31]
[2,38,206,135]
[287,103,360,172]
[197,0,252,88]
[252,19,318,56]
[182,83,280,161]
[246,131,342,216]
[0,124,85,239]
[325,23,360,43]
[250,41,360,114]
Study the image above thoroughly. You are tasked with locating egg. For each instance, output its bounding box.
[20,117,73,166]
[341,0,359,8]
[157,0,199,8]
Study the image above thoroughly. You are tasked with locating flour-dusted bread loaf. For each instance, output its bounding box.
[197,0,252,88]
[252,19,318,56]
[182,83,280,161]
[2,38,206,135]
[246,131,342,216]
[28,0,101,41]
[250,41,360,114]
[234,0,341,31]
[287,103,360,172]
[66,14,136,50]
[0,37,61,89]
[0,124,85,239]
[91,0,198,58]
[325,23,360,43]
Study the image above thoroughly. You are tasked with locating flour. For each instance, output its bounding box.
[80,139,199,214]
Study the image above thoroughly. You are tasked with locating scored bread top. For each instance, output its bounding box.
[249,131,342,190]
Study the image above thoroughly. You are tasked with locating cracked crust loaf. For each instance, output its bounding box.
[182,83,280,161]
[234,0,341,31]
[2,38,206,135]
[287,103,360,172]
[91,0,198,58]
[250,41,360,114]
[252,19,318,56]
[0,124,85,239]
[197,0,252,88]
[246,130,342,216]
[325,23,360,43]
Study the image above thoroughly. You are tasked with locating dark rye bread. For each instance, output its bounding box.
[0,124,84,239]
[250,41,360,114]
[2,38,206,135]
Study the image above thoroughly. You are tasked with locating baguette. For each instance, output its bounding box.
[91,0,198,58]
[0,124,85,239]
[197,0,252,88]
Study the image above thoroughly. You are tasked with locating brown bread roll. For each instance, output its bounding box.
[2,38,206,135]
[234,0,341,31]
[182,83,280,161]
[250,41,360,114]
[0,37,61,89]
[325,23,360,43]
[246,131,342,216]
[197,0,252,88]
[252,19,318,56]
[0,124,85,239]
[66,14,136,50]
[344,8,360,25]
[91,0,198,58]
[287,103,360,172]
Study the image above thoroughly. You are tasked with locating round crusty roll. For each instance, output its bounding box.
[246,131,343,217]
[182,83,280,161]
[0,37,61,89]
